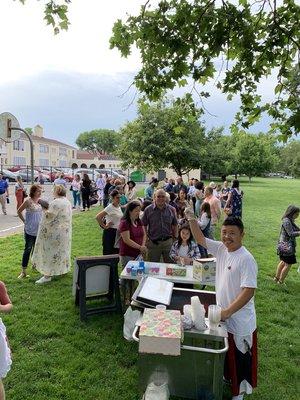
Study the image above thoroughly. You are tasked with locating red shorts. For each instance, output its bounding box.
[224,330,258,396]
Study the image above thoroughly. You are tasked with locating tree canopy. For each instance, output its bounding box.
[117,97,206,176]
[110,0,300,139]
[279,140,300,177]
[17,0,70,34]
[231,131,279,181]
[200,127,232,177]
[76,129,118,156]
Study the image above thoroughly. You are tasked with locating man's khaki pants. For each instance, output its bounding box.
[0,194,6,214]
[147,238,173,263]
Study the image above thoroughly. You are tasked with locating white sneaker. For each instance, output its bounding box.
[35,276,52,284]
[143,382,169,400]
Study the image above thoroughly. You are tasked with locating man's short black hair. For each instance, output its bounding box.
[222,216,244,232]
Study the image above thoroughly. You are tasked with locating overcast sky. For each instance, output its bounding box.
[0,0,274,146]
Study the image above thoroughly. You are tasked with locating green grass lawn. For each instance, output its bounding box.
[0,177,299,400]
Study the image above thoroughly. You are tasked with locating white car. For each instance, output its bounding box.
[94,168,125,180]
[1,169,17,182]
[70,169,96,181]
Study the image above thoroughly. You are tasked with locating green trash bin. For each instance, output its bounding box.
[130,170,145,182]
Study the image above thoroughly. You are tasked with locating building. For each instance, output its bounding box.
[1,123,201,182]
[0,141,7,167]
[4,125,77,168]
[75,150,124,171]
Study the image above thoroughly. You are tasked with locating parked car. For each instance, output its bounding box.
[40,169,57,182]
[283,175,294,179]
[16,169,50,183]
[94,168,125,180]
[69,168,97,181]
[1,169,17,182]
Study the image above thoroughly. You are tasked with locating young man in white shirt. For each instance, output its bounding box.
[186,212,258,400]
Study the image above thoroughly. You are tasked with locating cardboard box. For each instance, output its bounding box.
[139,309,182,356]
[193,258,216,283]
[166,265,187,277]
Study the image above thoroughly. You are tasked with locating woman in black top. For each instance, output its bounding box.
[274,205,300,285]
[81,174,91,211]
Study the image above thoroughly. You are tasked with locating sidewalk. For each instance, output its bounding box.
[0,183,74,237]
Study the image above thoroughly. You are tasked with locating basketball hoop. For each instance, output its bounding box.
[0,112,21,143]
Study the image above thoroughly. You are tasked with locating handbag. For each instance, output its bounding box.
[277,241,293,256]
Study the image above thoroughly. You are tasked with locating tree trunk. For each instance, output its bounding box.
[174,167,182,176]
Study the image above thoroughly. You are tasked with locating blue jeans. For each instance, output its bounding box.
[72,190,81,207]
[22,232,37,268]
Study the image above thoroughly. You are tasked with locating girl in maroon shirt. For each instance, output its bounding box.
[0,281,12,400]
[118,201,147,267]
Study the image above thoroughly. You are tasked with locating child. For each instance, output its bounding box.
[0,281,13,400]
[186,213,258,400]
[170,224,200,265]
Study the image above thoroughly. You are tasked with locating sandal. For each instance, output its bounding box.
[18,272,30,279]
[277,280,287,287]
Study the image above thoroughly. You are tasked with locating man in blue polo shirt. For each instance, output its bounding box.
[0,173,9,215]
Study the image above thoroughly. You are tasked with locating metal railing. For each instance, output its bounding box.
[0,164,147,183]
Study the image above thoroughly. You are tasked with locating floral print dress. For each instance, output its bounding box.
[32,197,72,276]
[230,188,243,218]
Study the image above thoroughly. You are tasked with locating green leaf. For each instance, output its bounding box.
[178,79,188,87]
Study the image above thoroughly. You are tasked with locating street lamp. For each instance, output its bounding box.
[0,112,35,184]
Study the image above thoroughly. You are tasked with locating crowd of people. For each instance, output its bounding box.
[0,172,299,400]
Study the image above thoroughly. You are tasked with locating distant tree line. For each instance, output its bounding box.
[75,98,299,180]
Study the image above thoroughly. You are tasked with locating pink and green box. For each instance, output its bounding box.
[139,309,182,356]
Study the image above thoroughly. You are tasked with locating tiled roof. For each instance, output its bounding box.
[19,133,77,150]
[76,151,95,160]
[76,150,118,160]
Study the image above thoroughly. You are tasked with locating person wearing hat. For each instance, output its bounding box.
[125,181,137,202]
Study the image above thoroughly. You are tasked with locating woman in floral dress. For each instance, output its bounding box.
[33,184,72,284]
[224,179,243,218]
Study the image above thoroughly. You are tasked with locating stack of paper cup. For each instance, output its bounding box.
[191,296,206,330]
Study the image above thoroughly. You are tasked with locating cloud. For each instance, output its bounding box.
[0,69,274,150]
[0,71,137,146]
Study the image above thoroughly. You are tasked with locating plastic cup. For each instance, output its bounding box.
[208,304,221,330]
